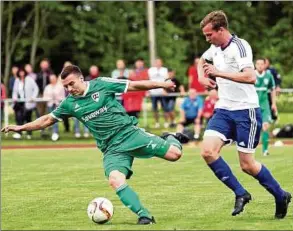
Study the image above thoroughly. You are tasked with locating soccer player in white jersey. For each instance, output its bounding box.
[197,10,291,219]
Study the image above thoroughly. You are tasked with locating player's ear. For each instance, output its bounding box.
[80,76,84,82]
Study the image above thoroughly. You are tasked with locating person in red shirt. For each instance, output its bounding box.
[202,89,218,125]
[187,57,206,93]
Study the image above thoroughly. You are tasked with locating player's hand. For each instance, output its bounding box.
[271,103,277,113]
[163,81,176,92]
[203,63,218,77]
[202,78,217,89]
[1,125,22,133]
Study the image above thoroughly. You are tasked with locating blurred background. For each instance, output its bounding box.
[1,1,293,144]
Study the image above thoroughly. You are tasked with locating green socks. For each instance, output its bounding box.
[166,135,182,150]
[116,184,151,218]
[262,131,269,153]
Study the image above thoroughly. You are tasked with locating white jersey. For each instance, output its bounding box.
[202,35,259,110]
[148,66,168,96]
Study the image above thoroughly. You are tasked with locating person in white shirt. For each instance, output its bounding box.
[147,58,169,128]
[197,10,290,219]
[43,74,65,141]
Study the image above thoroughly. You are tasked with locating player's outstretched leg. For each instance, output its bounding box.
[202,137,250,216]
[239,152,291,219]
[109,170,156,225]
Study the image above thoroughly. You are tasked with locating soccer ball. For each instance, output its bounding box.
[87,197,114,224]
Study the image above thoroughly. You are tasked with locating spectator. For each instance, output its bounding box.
[265,58,281,122]
[25,64,37,81]
[12,68,39,139]
[74,118,90,138]
[187,57,206,94]
[148,58,169,128]
[163,68,185,128]
[36,59,53,132]
[202,89,218,126]
[8,65,18,98]
[111,59,130,79]
[129,58,149,81]
[43,74,66,141]
[61,61,72,133]
[85,65,99,81]
[176,89,203,140]
[1,79,7,127]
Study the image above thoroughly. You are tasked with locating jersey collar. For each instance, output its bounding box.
[221,34,235,51]
[82,81,90,96]
[255,70,266,77]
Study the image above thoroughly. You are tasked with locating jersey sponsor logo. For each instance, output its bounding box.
[264,79,269,85]
[81,106,107,122]
[91,92,100,102]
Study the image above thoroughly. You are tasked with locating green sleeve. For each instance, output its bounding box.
[50,99,72,121]
[98,77,129,94]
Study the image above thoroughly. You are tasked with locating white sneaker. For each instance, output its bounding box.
[193,134,200,140]
[75,132,81,138]
[26,135,32,140]
[164,122,169,128]
[51,133,59,142]
[154,123,160,128]
[83,133,89,138]
[12,133,22,139]
[263,150,270,156]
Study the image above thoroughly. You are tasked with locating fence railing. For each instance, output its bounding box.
[2,89,293,136]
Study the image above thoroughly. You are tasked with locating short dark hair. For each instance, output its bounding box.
[60,65,82,80]
[256,58,266,62]
[17,68,27,78]
[200,10,228,30]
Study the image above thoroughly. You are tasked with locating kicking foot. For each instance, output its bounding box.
[275,192,291,219]
[232,191,252,216]
[161,132,189,144]
[137,216,156,225]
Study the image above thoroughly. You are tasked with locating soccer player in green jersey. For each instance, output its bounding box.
[2,65,189,225]
[255,58,277,156]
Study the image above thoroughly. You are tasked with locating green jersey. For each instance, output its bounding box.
[255,70,275,108]
[51,77,138,152]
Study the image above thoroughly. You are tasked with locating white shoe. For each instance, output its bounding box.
[12,133,22,139]
[263,150,270,156]
[164,122,169,128]
[154,123,160,128]
[26,135,32,140]
[51,133,59,142]
[83,133,89,138]
[75,133,81,138]
[193,134,200,140]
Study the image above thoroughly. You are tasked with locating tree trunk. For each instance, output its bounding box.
[4,1,13,87]
[30,1,39,69]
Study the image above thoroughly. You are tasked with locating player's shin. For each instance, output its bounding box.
[253,165,285,202]
[208,157,246,196]
[116,184,152,218]
[262,131,269,154]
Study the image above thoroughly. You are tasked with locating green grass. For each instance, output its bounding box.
[2,146,293,230]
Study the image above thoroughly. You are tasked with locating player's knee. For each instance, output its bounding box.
[200,145,219,161]
[262,123,269,131]
[108,170,126,190]
[240,162,253,175]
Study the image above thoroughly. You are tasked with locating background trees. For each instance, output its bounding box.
[2,1,292,87]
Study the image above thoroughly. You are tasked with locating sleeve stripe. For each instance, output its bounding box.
[124,80,130,93]
[100,77,128,84]
[50,112,62,121]
[232,38,246,58]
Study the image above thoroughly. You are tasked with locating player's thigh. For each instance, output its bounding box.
[204,109,235,144]
[103,152,134,180]
[235,108,262,154]
[129,129,171,159]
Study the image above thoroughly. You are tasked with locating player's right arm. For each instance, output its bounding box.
[1,114,57,134]
[198,57,217,89]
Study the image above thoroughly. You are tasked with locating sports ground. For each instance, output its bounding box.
[2,144,293,230]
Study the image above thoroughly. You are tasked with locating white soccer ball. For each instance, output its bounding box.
[87,197,114,224]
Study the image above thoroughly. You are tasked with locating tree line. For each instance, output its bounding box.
[2,1,293,88]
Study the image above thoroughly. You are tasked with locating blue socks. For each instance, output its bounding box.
[253,165,285,202]
[208,157,246,197]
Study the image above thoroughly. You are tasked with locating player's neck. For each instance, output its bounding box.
[80,81,88,95]
[221,32,233,48]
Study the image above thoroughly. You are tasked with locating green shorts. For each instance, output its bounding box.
[260,105,272,123]
[103,128,171,179]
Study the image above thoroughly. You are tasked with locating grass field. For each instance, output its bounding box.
[2,145,293,230]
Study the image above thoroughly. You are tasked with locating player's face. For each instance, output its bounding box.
[62,74,85,96]
[202,23,223,47]
[255,60,265,73]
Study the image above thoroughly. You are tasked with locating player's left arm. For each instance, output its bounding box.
[128,80,175,92]
[203,39,256,84]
